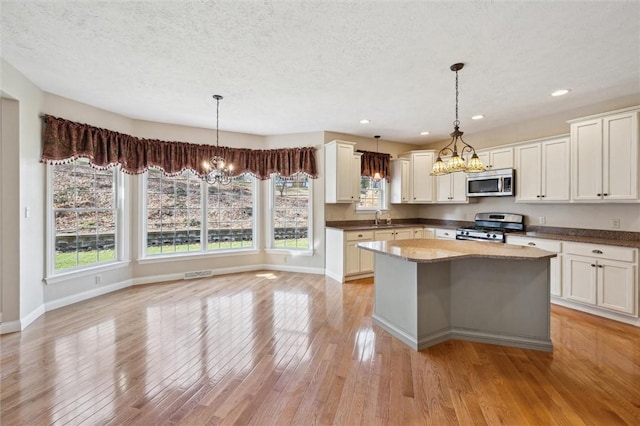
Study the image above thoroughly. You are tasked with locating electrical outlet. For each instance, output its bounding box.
[538,216,546,225]
[612,218,620,229]
[95,275,102,285]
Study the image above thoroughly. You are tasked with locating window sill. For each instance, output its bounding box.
[45,260,131,285]
[355,208,389,214]
[265,248,315,256]
[137,249,261,264]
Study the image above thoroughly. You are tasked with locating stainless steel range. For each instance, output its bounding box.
[455,212,525,243]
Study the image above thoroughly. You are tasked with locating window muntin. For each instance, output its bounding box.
[144,171,255,256]
[271,173,311,250]
[357,176,386,211]
[51,160,119,272]
[207,174,254,250]
[146,169,202,255]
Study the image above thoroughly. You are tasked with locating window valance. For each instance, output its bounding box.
[40,115,318,179]
[358,150,391,181]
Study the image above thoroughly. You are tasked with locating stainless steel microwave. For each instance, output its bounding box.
[466,168,514,197]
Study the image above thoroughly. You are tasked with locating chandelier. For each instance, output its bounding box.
[373,135,382,181]
[204,95,233,185]
[430,63,485,175]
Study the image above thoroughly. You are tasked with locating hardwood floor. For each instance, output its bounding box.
[1,271,639,425]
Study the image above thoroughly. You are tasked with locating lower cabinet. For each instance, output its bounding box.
[563,242,637,315]
[345,236,374,275]
[374,228,413,241]
[325,228,374,283]
[434,228,456,240]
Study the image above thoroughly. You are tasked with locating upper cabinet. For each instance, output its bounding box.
[409,151,435,203]
[477,146,513,170]
[569,109,639,202]
[325,140,361,203]
[435,168,468,203]
[515,136,570,202]
[390,158,410,203]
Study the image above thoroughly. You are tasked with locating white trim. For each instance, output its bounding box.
[2,304,48,334]
[44,279,133,312]
[0,320,21,334]
[267,173,313,251]
[133,264,325,286]
[551,297,640,327]
[264,248,314,256]
[136,249,260,264]
[44,260,131,285]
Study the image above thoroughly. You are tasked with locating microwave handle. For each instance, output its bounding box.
[498,177,503,192]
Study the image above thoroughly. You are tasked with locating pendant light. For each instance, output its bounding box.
[430,63,485,175]
[204,95,233,185]
[373,135,382,181]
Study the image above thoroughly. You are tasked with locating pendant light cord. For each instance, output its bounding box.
[454,68,460,127]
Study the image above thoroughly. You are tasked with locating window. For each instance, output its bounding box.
[143,169,255,256]
[271,173,311,250]
[50,159,121,273]
[357,176,386,211]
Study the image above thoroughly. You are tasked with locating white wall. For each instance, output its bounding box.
[0,59,45,330]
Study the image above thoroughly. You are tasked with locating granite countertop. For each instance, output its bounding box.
[326,220,640,249]
[357,239,556,263]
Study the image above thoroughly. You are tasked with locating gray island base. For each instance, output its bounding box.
[358,239,556,352]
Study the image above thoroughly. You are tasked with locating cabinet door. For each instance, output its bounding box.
[394,229,414,240]
[411,152,434,202]
[351,154,362,203]
[413,228,424,239]
[515,143,542,201]
[450,171,468,202]
[390,159,410,203]
[490,147,514,169]
[603,112,638,201]
[360,249,374,273]
[435,228,455,240]
[435,174,452,202]
[564,255,597,305]
[345,241,362,275]
[597,259,636,314]
[542,138,570,201]
[476,151,491,169]
[571,119,603,201]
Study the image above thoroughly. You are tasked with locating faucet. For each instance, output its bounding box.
[375,210,382,226]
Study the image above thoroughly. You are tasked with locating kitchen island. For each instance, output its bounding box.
[358,239,556,352]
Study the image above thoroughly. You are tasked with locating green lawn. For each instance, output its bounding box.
[55,238,309,270]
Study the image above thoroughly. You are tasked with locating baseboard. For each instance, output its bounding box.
[324,270,344,283]
[449,328,554,352]
[133,264,325,286]
[45,279,133,312]
[552,297,640,327]
[0,304,46,335]
[0,320,21,334]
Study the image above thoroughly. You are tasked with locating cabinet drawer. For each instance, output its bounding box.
[435,229,456,240]
[507,236,561,253]
[346,231,374,241]
[563,242,636,262]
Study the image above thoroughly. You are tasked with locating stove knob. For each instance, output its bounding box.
[465,231,470,235]
[486,233,491,238]
[492,234,497,238]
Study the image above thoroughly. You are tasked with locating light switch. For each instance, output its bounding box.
[25,206,31,218]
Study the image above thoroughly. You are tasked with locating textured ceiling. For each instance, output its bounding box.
[1,1,639,144]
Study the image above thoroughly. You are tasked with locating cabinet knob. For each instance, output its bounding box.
[597,265,604,268]
[541,195,546,198]
[527,242,536,246]
[358,234,363,237]
[536,195,541,198]
[596,193,602,196]
[592,249,603,254]
[591,264,596,267]
[603,193,609,196]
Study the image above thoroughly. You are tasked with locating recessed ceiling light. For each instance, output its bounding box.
[360,119,370,124]
[551,89,570,97]
[471,115,484,120]
[420,131,430,135]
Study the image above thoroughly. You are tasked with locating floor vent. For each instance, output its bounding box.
[184,270,213,279]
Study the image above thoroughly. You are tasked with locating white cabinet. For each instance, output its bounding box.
[390,158,410,203]
[477,147,513,170]
[325,228,374,283]
[374,228,414,241]
[563,242,637,316]
[345,232,374,276]
[434,228,456,240]
[413,227,433,239]
[435,171,468,203]
[325,140,361,203]
[409,151,435,203]
[570,109,639,202]
[507,236,563,297]
[515,137,570,202]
